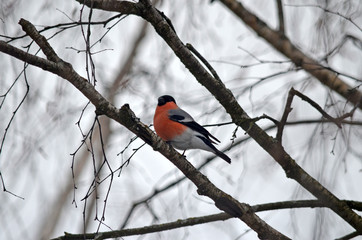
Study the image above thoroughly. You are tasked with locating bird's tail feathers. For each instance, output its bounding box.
[214,149,231,164]
[196,135,231,163]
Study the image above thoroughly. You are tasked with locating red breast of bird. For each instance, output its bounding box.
[153,95,231,163]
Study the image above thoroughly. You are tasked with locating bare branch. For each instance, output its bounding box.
[0,40,59,72]
[218,0,362,110]
[277,87,351,142]
[276,0,285,33]
[75,0,141,16]
[0,172,24,200]
[285,4,362,32]
[52,199,362,240]
[52,213,231,240]
[1,14,127,44]
[19,19,61,63]
[186,43,222,82]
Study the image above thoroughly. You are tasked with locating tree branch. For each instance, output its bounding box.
[218,0,362,110]
[0,40,59,73]
[186,43,222,82]
[285,4,362,32]
[75,0,141,16]
[276,0,285,34]
[19,19,61,62]
[52,199,362,240]
[276,87,352,142]
[52,213,231,240]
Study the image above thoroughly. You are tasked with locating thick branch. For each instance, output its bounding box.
[75,0,141,15]
[19,18,61,62]
[219,0,362,109]
[0,40,59,73]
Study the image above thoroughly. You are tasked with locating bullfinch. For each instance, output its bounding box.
[153,95,231,163]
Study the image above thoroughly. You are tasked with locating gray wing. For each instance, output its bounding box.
[168,108,220,144]
[168,108,194,122]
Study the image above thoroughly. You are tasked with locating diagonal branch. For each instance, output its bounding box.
[19,19,61,63]
[218,0,362,110]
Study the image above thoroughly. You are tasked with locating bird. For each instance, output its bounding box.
[153,95,231,163]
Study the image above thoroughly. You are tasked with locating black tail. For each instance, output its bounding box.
[196,135,231,164]
[214,149,231,164]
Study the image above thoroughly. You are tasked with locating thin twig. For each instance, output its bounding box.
[276,87,355,143]
[0,43,31,200]
[276,0,285,34]
[186,43,222,82]
[284,4,362,32]
[0,172,24,200]
[277,88,295,143]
